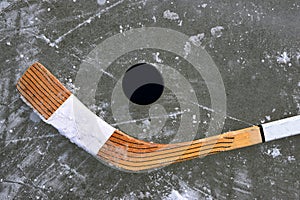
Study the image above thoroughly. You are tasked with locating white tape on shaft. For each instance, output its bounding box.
[45,94,116,155]
[262,115,300,142]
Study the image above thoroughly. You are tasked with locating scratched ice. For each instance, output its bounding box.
[0,0,299,199]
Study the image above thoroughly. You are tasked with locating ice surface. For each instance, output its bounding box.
[29,112,41,123]
[0,0,299,199]
[0,1,10,12]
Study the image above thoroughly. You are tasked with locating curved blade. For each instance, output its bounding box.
[16,63,299,172]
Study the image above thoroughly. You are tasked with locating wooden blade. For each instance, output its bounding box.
[16,62,71,119]
[17,63,299,172]
[98,127,262,171]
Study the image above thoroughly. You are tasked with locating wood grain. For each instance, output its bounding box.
[16,62,71,120]
[97,127,262,171]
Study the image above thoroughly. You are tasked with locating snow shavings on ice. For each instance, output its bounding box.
[210,26,224,38]
[183,41,191,58]
[287,155,296,162]
[266,147,281,158]
[265,115,271,121]
[163,10,182,26]
[163,10,179,20]
[164,178,212,200]
[153,52,162,63]
[201,4,208,8]
[166,190,191,200]
[292,87,300,114]
[296,52,300,63]
[276,52,291,64]
[97,0,106,6]
[189,33,205,47]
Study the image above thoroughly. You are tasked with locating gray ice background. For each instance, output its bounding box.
[0,0,299,199]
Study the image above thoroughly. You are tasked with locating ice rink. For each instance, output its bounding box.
[0,0,299,199]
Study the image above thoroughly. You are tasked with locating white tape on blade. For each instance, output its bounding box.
[262,115,300,142]
[45,94,116,155]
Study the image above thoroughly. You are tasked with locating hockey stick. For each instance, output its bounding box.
[16,63,300,172]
